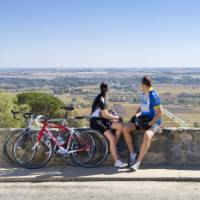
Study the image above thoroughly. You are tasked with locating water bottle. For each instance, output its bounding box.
[57,135,65,145]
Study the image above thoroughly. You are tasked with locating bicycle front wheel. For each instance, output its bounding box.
[13,131,53,169]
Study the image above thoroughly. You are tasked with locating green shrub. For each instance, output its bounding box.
[0,93,24,128]
[16,92,64,116]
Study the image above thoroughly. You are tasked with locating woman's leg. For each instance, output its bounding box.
[104,129,119,162]
[91,119,126,166]
[111,122,123,144]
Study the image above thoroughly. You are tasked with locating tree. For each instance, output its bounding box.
[0,93,26,128]
[16,92,64,116]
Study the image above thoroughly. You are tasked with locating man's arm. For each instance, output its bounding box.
[135,106,141,117]
[148,106,162,126]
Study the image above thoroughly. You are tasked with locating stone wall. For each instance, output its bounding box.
[0,129,13,164]
[1,128,200,166]
[142,128,200,164]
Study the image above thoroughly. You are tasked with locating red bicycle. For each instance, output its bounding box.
[13,106,98,169]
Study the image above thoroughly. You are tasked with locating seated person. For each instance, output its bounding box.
[123,76,162,171]
[90,83,127,168]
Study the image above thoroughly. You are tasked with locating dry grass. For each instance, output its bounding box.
[155,85,200,95]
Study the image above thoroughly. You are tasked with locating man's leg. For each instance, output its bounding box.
[130,124,160,171]
[137,129,154,162]
[130,129,155,171]
[122,122,136,153]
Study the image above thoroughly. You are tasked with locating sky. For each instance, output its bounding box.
[0,0,200,68]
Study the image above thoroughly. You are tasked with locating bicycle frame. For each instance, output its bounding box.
[34,119,92,154]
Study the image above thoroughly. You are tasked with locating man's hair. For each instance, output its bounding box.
[100,82,108,93]
[142,76,152,87]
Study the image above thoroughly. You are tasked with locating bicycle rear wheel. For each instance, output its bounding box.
[13,131,53,169]
[71,130,96,167]
[73,129,109,168]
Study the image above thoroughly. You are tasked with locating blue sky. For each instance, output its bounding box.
[0,0,200,68]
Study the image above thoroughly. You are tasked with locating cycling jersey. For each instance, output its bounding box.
[140,87,161,125]
[91,93,107,118]
[90,93,110,134]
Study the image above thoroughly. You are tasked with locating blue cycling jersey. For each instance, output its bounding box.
[140,87,161,125]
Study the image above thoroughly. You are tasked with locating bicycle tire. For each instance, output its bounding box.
[3,129,37,167]
[2,131,21,167]
[71,130,96,167]
[74,129,109,168]
[13,131,53,169]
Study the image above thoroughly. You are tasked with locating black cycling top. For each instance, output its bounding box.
[91,93,108,118]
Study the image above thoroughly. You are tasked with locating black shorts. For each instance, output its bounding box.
[129,115,151,130]
[90,118,111,134]
[129,116,140,129]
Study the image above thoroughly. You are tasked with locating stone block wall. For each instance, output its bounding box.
[1,128,200,166]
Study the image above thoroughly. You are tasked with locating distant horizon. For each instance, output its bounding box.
[0,66,200,70]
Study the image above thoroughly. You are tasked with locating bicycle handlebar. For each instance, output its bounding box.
[11,110,36,120]
[11,110,20,120]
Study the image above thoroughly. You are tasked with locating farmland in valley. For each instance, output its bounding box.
[0,67,200,128]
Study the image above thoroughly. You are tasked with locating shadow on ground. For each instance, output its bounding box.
[1,163,200,181]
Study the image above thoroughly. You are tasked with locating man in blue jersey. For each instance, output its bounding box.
[122,76,162,171]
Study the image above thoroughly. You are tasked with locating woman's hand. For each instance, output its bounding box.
[118,116,123,123]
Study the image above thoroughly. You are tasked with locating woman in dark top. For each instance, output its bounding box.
[90,83,127,168]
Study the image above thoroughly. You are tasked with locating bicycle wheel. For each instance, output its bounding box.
[73,129,109,168]
[13,131,53,169]
[71,130,96,167]
[3,129,37,167]
[61,132,80,166]
[2,131,21,167]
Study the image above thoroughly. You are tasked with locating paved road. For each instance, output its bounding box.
[0,181,200,200]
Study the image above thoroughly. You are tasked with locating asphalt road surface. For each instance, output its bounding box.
[0,181,200,200]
